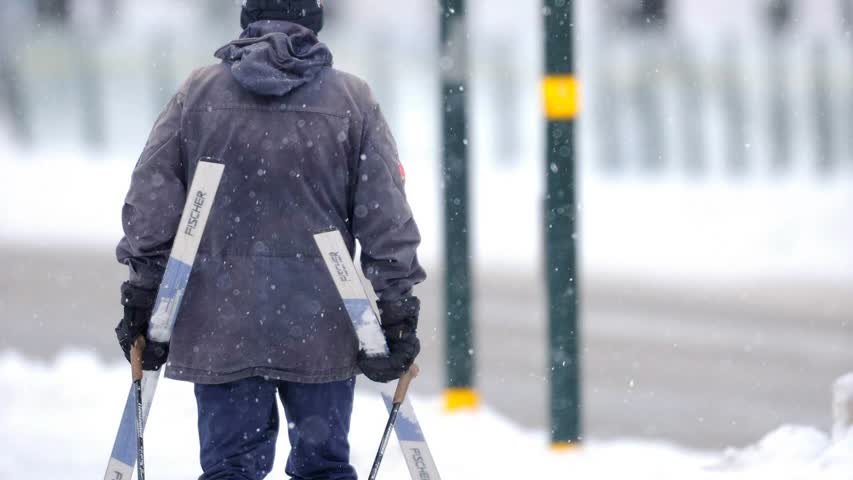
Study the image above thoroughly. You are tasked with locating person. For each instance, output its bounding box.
[113,1,426,478]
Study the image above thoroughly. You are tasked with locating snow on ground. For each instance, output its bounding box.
[581,176,853,282]
[0,150,130,247]
[0,352,850,479]
[2,149,852,283]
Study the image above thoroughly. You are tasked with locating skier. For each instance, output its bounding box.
[113,1,426,478]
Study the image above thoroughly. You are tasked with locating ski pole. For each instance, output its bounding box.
[130,336,147,480]
[368,364,419,480]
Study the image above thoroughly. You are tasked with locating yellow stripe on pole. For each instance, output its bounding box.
[543,75,580,120]
[443,388,480,411]
[551,441,582,453]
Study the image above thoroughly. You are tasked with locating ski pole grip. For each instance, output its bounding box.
[131,335,146,382]
[393,364,419,404]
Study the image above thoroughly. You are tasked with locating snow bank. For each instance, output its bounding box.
[716,425,853,478]
[0,151,130,247]
[0,352,850,479]
[581,177,853,282]
[2,150,852,284]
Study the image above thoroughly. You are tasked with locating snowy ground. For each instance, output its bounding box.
[1,149,851,283]
[0,352,850,480]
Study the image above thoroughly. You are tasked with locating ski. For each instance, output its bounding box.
[380,389,440,480]
[104,159,225,480]
[313,229,442,480]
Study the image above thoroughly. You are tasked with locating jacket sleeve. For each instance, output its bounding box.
[352,97,427,302]
[116,91,187,289]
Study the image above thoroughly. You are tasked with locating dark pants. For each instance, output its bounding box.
[195,376,357,480]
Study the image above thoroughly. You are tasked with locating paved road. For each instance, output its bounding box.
[2,242,851,449]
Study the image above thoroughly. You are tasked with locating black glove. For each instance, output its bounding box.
[115,282,169,371]
[358,297,421,383]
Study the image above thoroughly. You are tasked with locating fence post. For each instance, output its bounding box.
[633,60,665,172]
[676,39,705,175]
[631,0,667,173]
[543,0,581,448]
[76,29,105,149]
[36,0,70,21]
[811,40,834,175]
[767,0,792,173]
[440,0,477,411]
[596,57,624,174]
[842,0,853,172]
[0,40,31,146]
[722,38,748,175]
[150,31,176,119]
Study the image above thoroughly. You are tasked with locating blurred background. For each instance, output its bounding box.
[0,0,851,453]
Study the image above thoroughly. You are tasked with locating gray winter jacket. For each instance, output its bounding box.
[116,21,425,385]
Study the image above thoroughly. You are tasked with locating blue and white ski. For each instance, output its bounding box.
[380,392,441,480]
[314,230,442,480]
[104,159,224,480]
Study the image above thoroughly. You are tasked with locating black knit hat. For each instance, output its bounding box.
[241,0,324,33]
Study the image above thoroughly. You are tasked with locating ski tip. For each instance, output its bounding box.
[313,227,340,236]
[198,156,225,165]
[104,458,134,480]
[443,388,480,412]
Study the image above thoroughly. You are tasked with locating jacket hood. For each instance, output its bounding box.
[214,20,333,97]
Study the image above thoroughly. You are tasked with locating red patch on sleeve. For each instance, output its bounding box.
[398,163,406,183]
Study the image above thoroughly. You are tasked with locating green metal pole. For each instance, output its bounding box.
[543,0,581,447]
[441,0,477,410]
